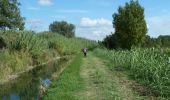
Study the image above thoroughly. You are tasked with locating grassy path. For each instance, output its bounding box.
[77,52,143,100]
[44,52,156,100]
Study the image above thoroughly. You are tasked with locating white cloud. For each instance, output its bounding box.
[80,17,112,27]
[80,18,97,27]
[38,0,53,6]
[147,15,170,37]
[93,31,102,37]
[77,17,114,41]
[56,9,88,13]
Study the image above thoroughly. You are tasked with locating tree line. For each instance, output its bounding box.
[102,34,170,49]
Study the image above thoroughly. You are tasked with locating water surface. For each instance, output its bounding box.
[0,59,64,100]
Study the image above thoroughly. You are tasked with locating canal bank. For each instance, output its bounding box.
[0,55,73,100]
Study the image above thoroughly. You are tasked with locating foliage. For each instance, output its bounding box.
[158,35,170,47]
[142,35,170,48]
[49,21,75,38]
[112,0,147,49]
[94,48,170,97]
[102,33,170,49]
[9,31,48,57]
[0,31,97,82]
[0,0,25,30]
[102,33,119,49]
[39,32,98,55]
[44,54,83,100]
[0,50,32,80]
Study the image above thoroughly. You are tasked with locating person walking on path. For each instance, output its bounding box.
[82,48,88,57]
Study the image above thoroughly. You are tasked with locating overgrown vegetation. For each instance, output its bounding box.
[94,48,170,98]
[0,30,97,83]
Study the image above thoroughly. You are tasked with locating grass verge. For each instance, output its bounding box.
[44,54,84,100]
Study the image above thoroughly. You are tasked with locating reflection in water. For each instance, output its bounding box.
[40,79,51,88]
[0,59,64,100]
[2,94,19,100]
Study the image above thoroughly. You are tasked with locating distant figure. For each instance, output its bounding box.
[82,48,88,57]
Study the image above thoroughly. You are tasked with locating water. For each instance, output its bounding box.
[0,59,65,100]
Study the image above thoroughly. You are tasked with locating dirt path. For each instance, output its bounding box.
[76,52,155,100]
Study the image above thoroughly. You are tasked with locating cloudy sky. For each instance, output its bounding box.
[19,0,170,41]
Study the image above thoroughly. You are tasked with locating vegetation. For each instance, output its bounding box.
[143,35,170,48]
[101,33,119,49]
[103,0,147,49]
[44,54,83,100]
[1,0,170,99]
[0,30,97,83]
[94,48,170,98]
[102,33,170,50]
[0,0,25,30]
[49,21,75,38]
[39,32,97,55]
[102,0,170,50]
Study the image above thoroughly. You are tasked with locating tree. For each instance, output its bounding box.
[158,35,170,47]
[0,0,25,30]
[113,0,147,49]
[49,21,75,38]
[102,33,119,49]
[142,35,161,48]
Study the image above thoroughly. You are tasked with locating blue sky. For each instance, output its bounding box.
[19,0,170,40]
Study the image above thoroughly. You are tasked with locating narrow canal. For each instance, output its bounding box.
[0,58,67,100]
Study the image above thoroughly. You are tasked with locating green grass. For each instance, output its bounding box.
[44,54,84,100]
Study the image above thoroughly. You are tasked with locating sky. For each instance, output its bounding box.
[19,0,170,41]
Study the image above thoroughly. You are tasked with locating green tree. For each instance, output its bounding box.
[158,35,170,47]
[49,21,75,38]
[0,0,25,30]
[142,35,161,48]
[102,33,119,49]
[113,0,147,49]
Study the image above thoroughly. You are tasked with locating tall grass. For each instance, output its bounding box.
[39,32,97,55]
[0,50,32,80]
[0,31,97,83]
[94,48,170,97]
